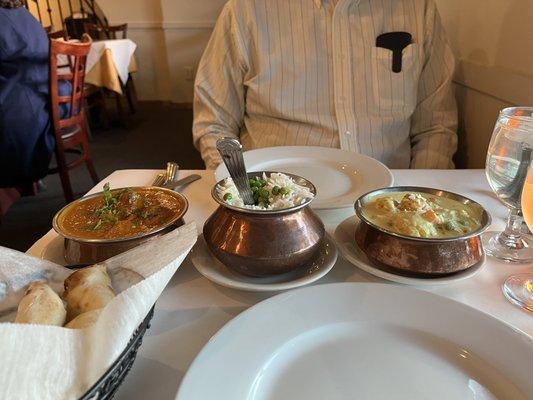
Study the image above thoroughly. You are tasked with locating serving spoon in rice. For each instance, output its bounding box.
[216,137,255,205]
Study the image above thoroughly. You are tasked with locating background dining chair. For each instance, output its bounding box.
[83,22,136,117]
[83,22,128,40]
[49,35,99,203]
[47,29,68,41]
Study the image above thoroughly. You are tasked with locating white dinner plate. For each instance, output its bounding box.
[334,216,485,286]
[214,146,393,209]
[191,233,338,292]
[176,283,532,400]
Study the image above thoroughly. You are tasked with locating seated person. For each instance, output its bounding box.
[0,0,55,187]
[193,0,457,170]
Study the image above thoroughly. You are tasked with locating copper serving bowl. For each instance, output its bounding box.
[354,186,491,276]
[53,187,188,265]
[203,172,325,277]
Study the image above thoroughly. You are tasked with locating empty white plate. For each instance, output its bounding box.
[334,216,485,286]
[176,283,532,400]
[191,233,338,292]
[214,146,393,209]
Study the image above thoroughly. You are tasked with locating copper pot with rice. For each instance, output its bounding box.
[203,171,325,277]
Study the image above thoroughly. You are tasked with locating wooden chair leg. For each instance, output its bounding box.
[85,158,99,185]
[80,120,99,185]
[125,76,136,114]
[114,91,125,124]
[99,89,110,129]
[85,116,93,141]
[57,162,74,203]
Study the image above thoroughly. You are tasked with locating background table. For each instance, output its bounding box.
[59,39,137,94]
[27,169,533,400]
[85,39,137,94]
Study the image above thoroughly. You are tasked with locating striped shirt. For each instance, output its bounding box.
[193,0,457,170]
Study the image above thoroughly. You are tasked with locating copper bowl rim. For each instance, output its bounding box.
[52,186,189,244]
[211,171,317,215]
[354,186,492,243]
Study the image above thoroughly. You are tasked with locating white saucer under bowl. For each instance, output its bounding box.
[40,234,66,265]
[333,216,485,286]
[191,233,338,292]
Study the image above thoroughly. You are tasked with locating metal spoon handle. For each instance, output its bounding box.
[216,138,254,205]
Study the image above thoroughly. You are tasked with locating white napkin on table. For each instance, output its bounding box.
[0,222,197,400]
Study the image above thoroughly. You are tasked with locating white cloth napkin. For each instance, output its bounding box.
[0,222,197,400]
[86,39,137,85]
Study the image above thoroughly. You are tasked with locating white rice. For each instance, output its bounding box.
[217,172,314,210]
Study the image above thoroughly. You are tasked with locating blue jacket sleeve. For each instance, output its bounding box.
[0,15,25,105]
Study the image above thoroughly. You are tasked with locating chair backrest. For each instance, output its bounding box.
[48,29,68,40]
[44,25,53,34]
[49,36,92,138]
[83,22,128,40]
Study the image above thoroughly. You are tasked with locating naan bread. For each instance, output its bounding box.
[15,282,66,326]
[63,264,115,321]
[65,308,102,329]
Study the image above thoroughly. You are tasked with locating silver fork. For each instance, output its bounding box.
[151,173,165,187]
[216,138,254,205]
[151,162,179,187]
[163,162,179,185]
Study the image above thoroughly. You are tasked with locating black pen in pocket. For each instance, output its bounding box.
[376,32,412,73]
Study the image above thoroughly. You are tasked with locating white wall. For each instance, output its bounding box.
[96,0,223,103]
[96,0,533,167]
[435,0,533,167]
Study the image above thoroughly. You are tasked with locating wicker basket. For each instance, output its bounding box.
[78,307,155,400]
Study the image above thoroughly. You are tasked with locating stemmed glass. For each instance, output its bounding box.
[502,163,533,311]
[484,107,533,263]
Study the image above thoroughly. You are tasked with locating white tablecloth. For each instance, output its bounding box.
[85,39,137,85]
[27,169,532,400]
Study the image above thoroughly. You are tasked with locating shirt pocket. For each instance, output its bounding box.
[370,43,423,113]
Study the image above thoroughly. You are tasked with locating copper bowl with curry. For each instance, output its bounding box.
[354,187,492,276]
[53,185,188,264]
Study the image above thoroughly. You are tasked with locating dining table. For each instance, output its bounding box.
[57,38,137,94]
[26,168,532,400]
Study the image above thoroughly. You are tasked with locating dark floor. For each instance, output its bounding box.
[0,101,204,252]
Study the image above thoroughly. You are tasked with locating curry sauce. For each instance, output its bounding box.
[362,192,483,238]
[59,185,184,240]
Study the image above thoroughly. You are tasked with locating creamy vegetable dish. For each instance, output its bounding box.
[59,184,184,240]
[362,192,483,238]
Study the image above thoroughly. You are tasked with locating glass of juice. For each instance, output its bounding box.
[484,107,533,263]
[502,166,533,311]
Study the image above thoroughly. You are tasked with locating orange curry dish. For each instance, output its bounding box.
[59,184,185,240]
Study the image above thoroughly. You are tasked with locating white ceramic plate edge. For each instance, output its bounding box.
[176,282,533,400]
[191,233,338,292]
[214,146,394,210]
[333,216,485,286]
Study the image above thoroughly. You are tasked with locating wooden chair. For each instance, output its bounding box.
[47,29,68,40]
[49,35,99,203]
[83,22,136,117]
[83,22,128,40]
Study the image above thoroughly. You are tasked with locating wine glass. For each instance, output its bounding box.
[502,164,533,311]
[484,107,533,263]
